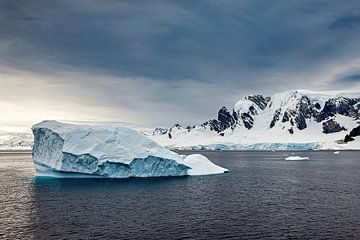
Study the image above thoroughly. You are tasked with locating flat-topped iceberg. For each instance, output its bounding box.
[32,121,227,178]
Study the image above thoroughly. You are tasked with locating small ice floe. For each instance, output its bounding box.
[285,156,309,161]
[333,151,340,155]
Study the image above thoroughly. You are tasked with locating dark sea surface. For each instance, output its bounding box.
[1,151,360,239]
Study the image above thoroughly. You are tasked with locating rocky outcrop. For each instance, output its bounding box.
[247,95,270,110]
[344,125,360,142]
[153,127,168,135]
[317,97,360,121]
[322,119,346,134]
[270,109,281,128]
[217,107,237,132]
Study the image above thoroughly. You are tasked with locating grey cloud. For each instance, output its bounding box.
[329,14,360,29]
[338,73,360,83]
[1,0,360,127]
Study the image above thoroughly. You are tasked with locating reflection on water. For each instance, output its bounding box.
[1,151,360,239]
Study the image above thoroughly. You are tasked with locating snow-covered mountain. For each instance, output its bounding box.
[151,89,360,150]
[0,131,33,151]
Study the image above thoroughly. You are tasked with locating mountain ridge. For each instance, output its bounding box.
[152,89,360,150]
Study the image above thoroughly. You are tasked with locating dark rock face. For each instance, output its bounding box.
[316,97,360,122]
[294,96,312,130]
[322,119,346,134]
[222,95,270,131]
[218,107,236,131]
[207,119,221,133]
[282,112,291,123]
[351,125,360,136]
[271,96,360,131]
[186,125,195,132]
[288,128,294,134]
[270,109,281,128]
[344,125,360,142]
[272,95,313,130]
[202,107,238,133]
[241,113,254,129]
[232,95,271,130]
[166,123,183,139]
[153,127,168,135]
[344,134,355,142]
[203,101,260,133]
[247,95,270,110]
[295,114,307,130]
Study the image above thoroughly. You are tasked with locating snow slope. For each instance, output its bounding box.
[151,89,360,150]
[32,120,227,178]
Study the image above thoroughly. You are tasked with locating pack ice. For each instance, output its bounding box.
[32,121,227,178]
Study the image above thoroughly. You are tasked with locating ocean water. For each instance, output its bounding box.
[1,151,360,239]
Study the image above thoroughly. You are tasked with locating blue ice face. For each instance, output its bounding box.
[185,143,318,151]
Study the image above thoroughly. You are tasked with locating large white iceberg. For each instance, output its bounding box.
[32,121,227,178]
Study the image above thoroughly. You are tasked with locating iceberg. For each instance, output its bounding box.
[31,121,227,178]
[285,156,309,161]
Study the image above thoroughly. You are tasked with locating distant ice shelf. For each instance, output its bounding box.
[31,120,228,178]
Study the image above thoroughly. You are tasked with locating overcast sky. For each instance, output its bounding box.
[1,0,360,129]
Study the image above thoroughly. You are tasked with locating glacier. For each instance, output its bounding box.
[31,120,227,178]
[171,143,318,151]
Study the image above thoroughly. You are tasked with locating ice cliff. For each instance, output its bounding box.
[31,121,227,178]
